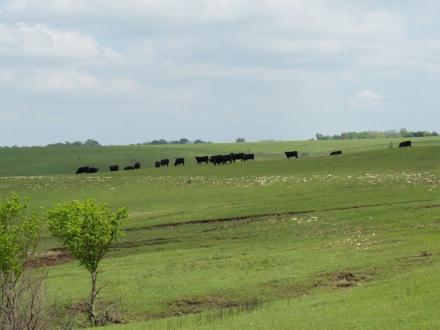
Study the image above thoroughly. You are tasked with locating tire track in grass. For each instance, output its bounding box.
[125,199,435,232]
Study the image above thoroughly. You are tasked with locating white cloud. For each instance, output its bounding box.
[350,89,386,110]
[0,23,122,62]
[1,1,440,145]
[355,89,385,102]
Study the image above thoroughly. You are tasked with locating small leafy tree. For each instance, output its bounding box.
[0,194,43,330]
[47,200,127,326]
[235,137,246,143]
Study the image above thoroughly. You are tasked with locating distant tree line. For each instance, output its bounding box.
[141,138,212,145]
[47,139,101,147]
[315,129,439,140]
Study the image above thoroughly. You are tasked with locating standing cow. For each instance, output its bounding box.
[285,151,299,159]
[87,167,99,173]
[175,158,185,166]
[242,153,255,161]
[160,159,170,167]
[195,156,209,165]
[399,141,412,148]
[76,166,90,174]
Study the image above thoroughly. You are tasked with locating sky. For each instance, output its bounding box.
[1,0,440,146]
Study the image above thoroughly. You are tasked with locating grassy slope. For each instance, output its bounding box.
[1,136,439,176]
[1,137,440,328]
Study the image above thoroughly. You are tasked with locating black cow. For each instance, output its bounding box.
[195,156,209,165]
[109,165,119,172]
[210,155,223,165]
[155,161,161,168]
[222,154,233,165]
[285,151,299,159]
[399,140,412,148]
[87,167,99,173]
[330,150,343,156]
[124,166,135,171]
[160,159,169,167]
[242,153,255,161]
[175,158,185,166]
[76,166,90,174]
[230,153,245,162]
[134,162,141,169]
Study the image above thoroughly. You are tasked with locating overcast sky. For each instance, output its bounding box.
[1,0,440,146]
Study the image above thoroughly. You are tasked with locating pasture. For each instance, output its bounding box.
[2,137,440,329]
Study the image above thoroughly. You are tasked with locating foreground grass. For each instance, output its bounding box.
[58,200,440,327]
[111,264,440,329]
[1,138,440,328]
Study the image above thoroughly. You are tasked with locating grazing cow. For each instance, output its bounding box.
[399,140,412,148]
[155,161,161,168]
[221,154,233,165]
[160,159,170,167]
[285,151,299,159]
[230,153,245,162]
[109,165,119,172]
[76,166,90,174]
[124,166,135,171]
[330,150,343,156]
[87,167,99,173]
[195,156,209,165]
[242,153,255,162]
[175,158,185,166]
[210,155,223,165]
[134,162,141,169]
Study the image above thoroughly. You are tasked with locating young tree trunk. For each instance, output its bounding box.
[88,271,98,326]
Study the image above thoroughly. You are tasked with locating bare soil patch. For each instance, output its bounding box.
[316,271,371,289]
[148,296,260,320]
[26,248,73,268]
[112,238,175,249]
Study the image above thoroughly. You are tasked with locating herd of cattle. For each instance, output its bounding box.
[75,140,412,174]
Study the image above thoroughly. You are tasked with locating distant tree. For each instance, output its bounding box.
[235,137,246,143]
[47,139,101,147]
[179,138,189,144]
[48,200,128,326]
[150,139,168,145]
[0,194,45,330]
[315,129,438,141]
[400,128,410,137]
[194,139,211,144]
[84,139,101,147]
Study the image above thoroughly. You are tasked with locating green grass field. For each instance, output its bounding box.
[2,137,440,329]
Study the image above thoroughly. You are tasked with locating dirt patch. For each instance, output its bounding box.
[332,272,367,288]
[147,296,260,320]
[397,251,435,264]
[112,238,175,249]
[63,300,126,327]
[26,248,73,268]
[416,251,433,258]
[316,271,370,289]
[168,297,240,316]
